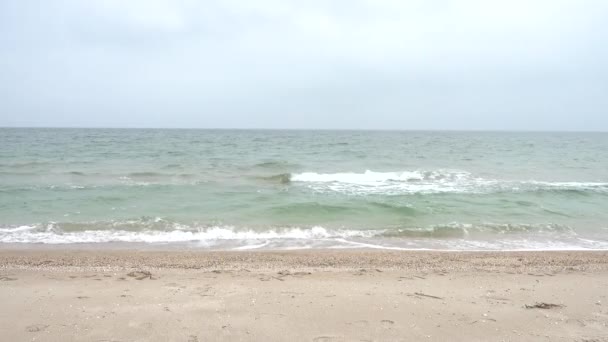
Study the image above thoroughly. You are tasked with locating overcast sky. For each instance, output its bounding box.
[1,0,607,130]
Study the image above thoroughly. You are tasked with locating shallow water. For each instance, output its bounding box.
[1,128,607,250]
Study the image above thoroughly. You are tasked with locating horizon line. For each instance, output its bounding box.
[1,126,607,133]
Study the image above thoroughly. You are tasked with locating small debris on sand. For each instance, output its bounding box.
[277,270,311,277]
[413,292,444,300]
[25,324,48,333]
[524,302,564,309]
[127,271,152,280]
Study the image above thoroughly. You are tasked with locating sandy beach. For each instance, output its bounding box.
[0,249,607,341]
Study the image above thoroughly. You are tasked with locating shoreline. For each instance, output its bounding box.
[2,249,608,341]
[2,248,608,272]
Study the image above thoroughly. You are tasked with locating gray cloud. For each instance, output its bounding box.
[1,0,607,130]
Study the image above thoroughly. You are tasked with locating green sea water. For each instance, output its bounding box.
[1,128,607,250]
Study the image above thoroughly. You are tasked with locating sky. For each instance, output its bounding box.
[0,0,607,130]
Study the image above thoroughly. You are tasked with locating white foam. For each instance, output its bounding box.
[290,170,608,195]
[291,170,435,184]
[331,238,419,251]
[529,181,608,189]
[1,223,608,251]
[0,225,37,233]
[291,170,488,194]
[232,241,270,250]
[0,225,380,244]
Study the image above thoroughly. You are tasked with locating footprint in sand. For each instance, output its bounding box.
[347,320,369,327]
[381,320,395,328]
[188,335,199,342]
[312,336,339,342]
[25,324,48,333]
[127,271,153,280]
[0,276,17,281]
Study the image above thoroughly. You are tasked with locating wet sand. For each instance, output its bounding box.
[1,249,608,341]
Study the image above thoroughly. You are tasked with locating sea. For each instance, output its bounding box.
[1,128,607,251]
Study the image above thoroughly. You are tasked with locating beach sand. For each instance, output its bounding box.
[1,249,608,341]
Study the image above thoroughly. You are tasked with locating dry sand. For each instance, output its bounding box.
[1,249,608,341]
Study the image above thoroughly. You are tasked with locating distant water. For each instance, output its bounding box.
[1,128,608,250]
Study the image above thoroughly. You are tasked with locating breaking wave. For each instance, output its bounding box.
[1,219,607,251]
[0,223,376,244]
[260,173,292,184]
[287,170,608,195]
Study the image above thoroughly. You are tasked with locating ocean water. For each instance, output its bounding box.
[1,128,608,250]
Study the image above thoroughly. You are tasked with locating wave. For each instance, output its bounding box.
[269,202,357,216]
[161,164,183,170]
[0,223,376,244]
[291,170,469,184]
[1,220,606,251]
[260,173,292,184]
[3,168,607,196]
[127,172,165,178]
[2,219,572,238]
[253,161,300,169]
[1,161,49,168]
[0,179,209,192]
[382,223,574,238]
[288,170,608,195]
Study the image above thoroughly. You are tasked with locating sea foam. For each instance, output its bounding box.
[2,221,608,251]
[289,170,608,195]
[0,224,379,244]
